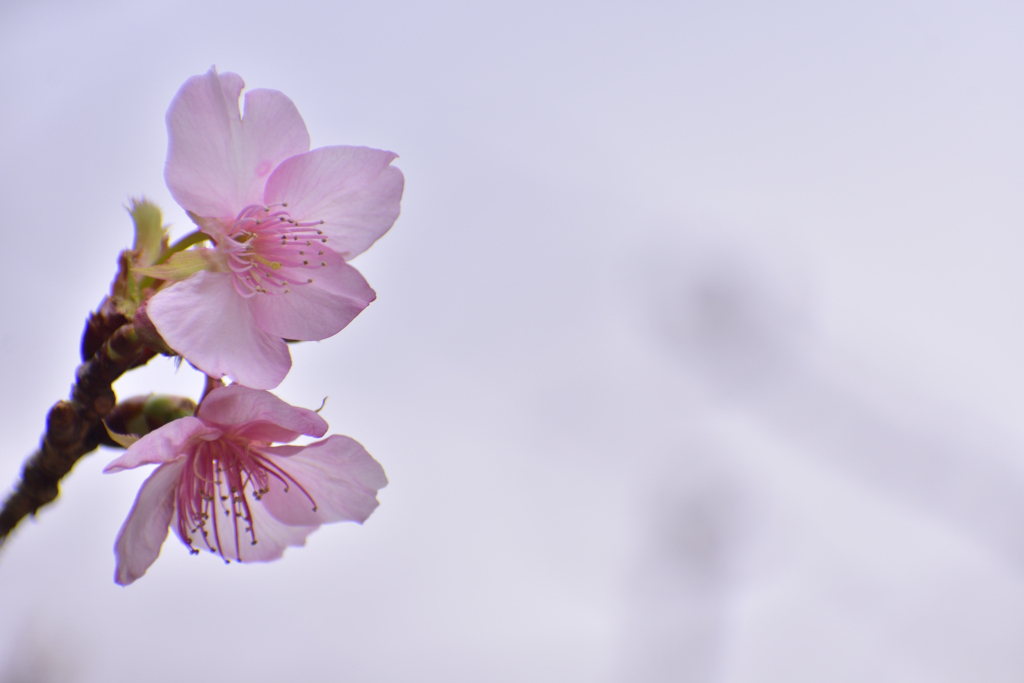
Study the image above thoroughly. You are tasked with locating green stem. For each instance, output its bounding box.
[158,230,210,264]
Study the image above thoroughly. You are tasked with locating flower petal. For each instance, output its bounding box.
[242,503,318,562]
[104,416,215,473]
[113,460,185,586]
[165,67,310,222]
[258,435,387,527]
[263,146,404,259]
[147,270,291,390]
[197,384,328,441]
[250,249,376,341]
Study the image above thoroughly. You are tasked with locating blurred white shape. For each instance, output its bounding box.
[0,617,82,683]
[643,225,812,396]
[616,437,759,683]
[619,224,1024,679]
[642,224,1024,568]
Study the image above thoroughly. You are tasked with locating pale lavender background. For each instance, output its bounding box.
[2,0,1024,681]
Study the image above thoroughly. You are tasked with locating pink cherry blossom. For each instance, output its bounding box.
[147,67,404,389]
[104,384,387,585]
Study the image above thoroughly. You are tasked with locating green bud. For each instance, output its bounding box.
[102,393,198,448]
[141,394,197,429]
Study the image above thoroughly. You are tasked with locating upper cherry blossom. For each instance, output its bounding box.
[105,384,388,585]
[146,67,404,389]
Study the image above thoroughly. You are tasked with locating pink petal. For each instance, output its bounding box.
[171,494,316,563]
[263,146,404,259]
[250,249,376,341]
[197,384,328,441]
[258,435,387,527]
[113,460,185,585]
[104,417,216,473]
[165,67,310,222]
[239,504,316,562]
[147,270,292,390]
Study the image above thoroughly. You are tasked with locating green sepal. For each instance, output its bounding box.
[135,248,224,281]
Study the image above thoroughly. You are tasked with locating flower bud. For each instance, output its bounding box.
[101,394,197,447]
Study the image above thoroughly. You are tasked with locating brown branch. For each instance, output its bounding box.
[0,305,156,543]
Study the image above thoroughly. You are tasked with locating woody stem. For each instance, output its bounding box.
[0,301,157,544]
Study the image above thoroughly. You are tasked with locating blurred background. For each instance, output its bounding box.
[2,0,1024,680]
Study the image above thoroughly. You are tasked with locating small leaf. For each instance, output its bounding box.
[129,198,167,268]
[103,422,140,449]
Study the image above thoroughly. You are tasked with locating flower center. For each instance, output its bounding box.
[222,203,331,298]
[176,436,317,562]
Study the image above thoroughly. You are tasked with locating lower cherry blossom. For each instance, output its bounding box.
[104,384,387,585]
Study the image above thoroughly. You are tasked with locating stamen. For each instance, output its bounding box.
[257,454,319,512]
[219,204,331,298]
